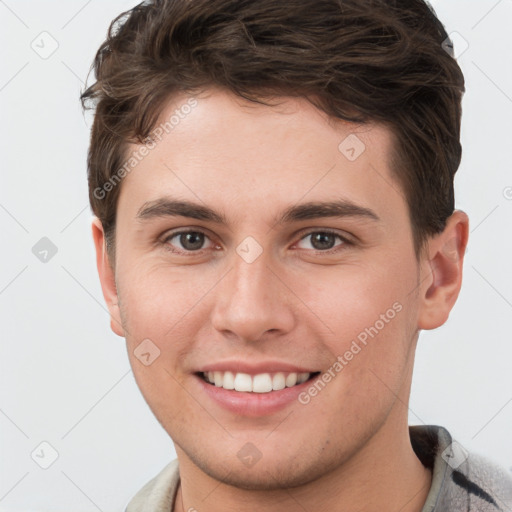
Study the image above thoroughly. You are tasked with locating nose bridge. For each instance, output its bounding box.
[231,253,272,305]
[211,248,295,341]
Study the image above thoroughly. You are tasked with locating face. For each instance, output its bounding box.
[93,87,462,489]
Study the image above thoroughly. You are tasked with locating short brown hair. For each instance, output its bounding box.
[81,0,465,260]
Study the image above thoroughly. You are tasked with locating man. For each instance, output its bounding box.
[81,0,512,510]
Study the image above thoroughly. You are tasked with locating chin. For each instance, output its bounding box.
[179,442,346,491]
[201,463,321,490]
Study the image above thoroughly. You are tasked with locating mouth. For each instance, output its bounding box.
[197,370,321,393]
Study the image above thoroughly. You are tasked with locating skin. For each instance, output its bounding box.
[92,87,469,512]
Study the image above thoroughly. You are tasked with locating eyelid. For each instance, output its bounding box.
[160,225,215,241]
[295,227,353,242]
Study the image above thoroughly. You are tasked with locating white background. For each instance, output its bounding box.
[0,0,511,510]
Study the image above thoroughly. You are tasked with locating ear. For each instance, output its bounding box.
[417,210,469,330]
[91,218,124,337]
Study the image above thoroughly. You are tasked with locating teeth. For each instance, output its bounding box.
[272,372,286,391]
[297,372,310,384]
[285,373,297,387]
[234,373,252,392]
[223,371,235,390]
[253,373,272,393]
[202,371,312,393]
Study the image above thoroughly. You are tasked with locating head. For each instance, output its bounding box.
[83,0,468,490]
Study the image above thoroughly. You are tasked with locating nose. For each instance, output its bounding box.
[210,251,296,343]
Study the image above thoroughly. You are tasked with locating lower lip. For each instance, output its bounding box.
[194,374,317,417]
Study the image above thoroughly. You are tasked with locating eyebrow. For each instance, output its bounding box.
[136,198,380,225]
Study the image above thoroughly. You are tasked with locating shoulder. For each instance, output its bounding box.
[455,450,512,510]
[412,425,512,512]
[125,459,180,512]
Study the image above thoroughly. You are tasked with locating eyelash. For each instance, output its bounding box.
[160,228,353,256]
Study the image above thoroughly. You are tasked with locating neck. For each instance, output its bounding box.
[173,413,432,512]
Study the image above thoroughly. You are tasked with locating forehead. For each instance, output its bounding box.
[117,88,405,225]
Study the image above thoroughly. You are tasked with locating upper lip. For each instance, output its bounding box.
[196,360,319,375]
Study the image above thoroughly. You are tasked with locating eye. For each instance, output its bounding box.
[295,230,349,252]
[162,230,215,253]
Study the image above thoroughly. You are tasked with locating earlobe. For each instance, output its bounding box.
[417,210,469,330]
[91,218,125,337]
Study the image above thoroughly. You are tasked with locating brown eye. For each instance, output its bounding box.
[296,231,348,252]
[164,231,213,253]
[179,232,205,251]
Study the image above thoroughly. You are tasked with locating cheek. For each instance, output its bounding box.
[291,254,418,395]
[116,262,225,402]
[296,258,415,341]
[116,265,206,423]
[117,262,210,338]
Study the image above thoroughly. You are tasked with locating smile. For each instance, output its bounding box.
[200,371,320,393]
